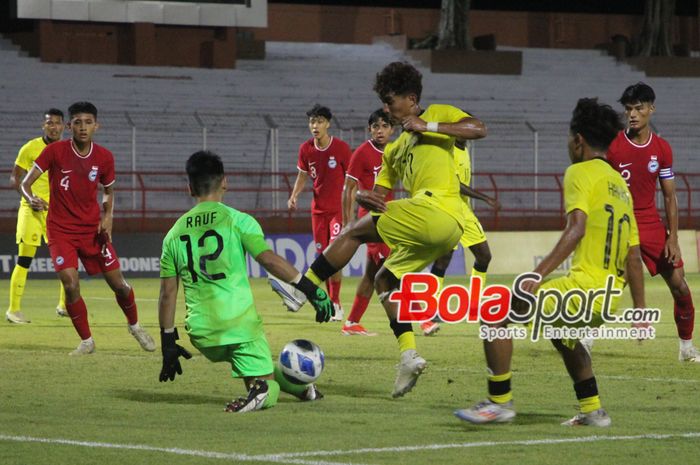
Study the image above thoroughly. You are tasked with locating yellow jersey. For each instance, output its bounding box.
[564,158,640,288]
[15,137,51,207]
[375,104,468,225]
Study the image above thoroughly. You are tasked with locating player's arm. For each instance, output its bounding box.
[401,116,487,140]
[460,182,501,210]
[158,275,192,382]
[342,176,359,226]
[288,170,308,211]
[100,184,115,242]
[356,184,390,213]
[521,209,586,295]
[659,177,681,263]
[20,166,48,211]
[625,245,645,310]
[10,165,27,194]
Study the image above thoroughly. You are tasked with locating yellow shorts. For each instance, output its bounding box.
[15,203,47,247]
[374,194,462,278]
[535,275,621,349]
[458,210,487,249]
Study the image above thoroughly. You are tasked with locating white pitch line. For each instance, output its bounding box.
[0,434,370,465]
[259,432,700,459]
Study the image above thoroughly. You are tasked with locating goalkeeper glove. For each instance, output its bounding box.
[294,276,335,323]
[159,328,193,382]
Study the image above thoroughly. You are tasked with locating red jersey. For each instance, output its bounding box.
[34,140,115,237]
[297,136,350,215]
[346,139,394,218]
[607,130,674,225]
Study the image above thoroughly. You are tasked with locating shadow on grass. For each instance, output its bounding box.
[111,388,222,405]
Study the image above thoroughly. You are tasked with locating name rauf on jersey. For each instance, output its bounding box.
[607,181,630,204]
[186,211,218,228]
[89,166,99,182]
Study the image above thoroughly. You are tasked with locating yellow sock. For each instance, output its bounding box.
[8,265,29,312]
[471,267,487,286]
[579,395,601,414]
[488,371,513,404]
[436,276,444,292]
[58,282,66,310]
[304,269,323,286]
[398,331,416,352]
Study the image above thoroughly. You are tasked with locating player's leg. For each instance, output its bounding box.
[343,246,383,335]
[660,265,699,362]
[6,242,37,324]
[326,215,343,316]
[57,267,96,355]
[56,282,67,317]
[98,241,155,352]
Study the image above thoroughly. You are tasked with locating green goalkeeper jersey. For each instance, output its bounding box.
[160,201,271,347]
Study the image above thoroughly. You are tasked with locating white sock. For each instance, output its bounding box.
[129,322,141,330]
[680,339,693,351]
[82,336,94,343]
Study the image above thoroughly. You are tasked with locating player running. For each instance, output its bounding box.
[279,104,351,320]
[606,82,699,362]
[158,150,333,413]
[20,101,156,355]
[455,98,645,427]
[6,109,67,323]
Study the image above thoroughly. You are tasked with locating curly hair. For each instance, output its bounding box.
[570,98,623,151]
[373,62,423,102]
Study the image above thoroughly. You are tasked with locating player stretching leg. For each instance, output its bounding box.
[285,62,486,397]
[21,101,155,355]
[273,105,352,321]
[6,109,67,323]
[455,99,645,426]
[340,109,394,336]
[158,151,333,412]
[606,82,698,362]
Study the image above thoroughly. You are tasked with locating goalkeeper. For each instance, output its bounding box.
[158,150,334,413]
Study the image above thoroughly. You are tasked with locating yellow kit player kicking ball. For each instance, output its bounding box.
[158,151,334,412]
[455,98,646,427]
[6,109,67,324]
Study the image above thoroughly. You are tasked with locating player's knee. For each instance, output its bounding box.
[473,248,492,271]
[671,281,690,299]
[374,268,398,295]
[62,280,80,298]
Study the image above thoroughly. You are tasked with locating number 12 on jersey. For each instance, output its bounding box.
[179,230,226,282]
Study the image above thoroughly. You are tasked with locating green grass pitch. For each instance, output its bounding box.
[1,274,699,465]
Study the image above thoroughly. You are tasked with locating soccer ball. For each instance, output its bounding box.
[278,339,324,385]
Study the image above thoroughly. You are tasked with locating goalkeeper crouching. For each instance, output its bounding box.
[157,150,335,412]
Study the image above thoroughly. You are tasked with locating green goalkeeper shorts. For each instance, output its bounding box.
[196,334,274,378]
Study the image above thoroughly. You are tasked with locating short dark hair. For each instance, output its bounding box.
[368,109,391,126]
[45,108,64,120]
[186,150,224,197]
[68,101,98,119]
[619,82,656,105]
[374,62,423,102]
[570,98,623,152]
[306,104,332,121]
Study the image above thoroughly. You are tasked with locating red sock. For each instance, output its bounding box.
[674,293,695,340]
[66,297,91,340]
[116,287,138,326]
[327,279,342,305]
[348,295,370,323]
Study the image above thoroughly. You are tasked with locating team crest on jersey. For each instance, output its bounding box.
[328,156,337,169]
[648,155,659,174]
[89,165,99,182]
[55,256,64,266]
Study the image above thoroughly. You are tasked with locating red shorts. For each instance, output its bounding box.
[638,220,683,276]
[311,212,342,253]
[366,242,390,265]
[49,233,121,275]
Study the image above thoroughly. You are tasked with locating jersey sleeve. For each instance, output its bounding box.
[297,143,308,172]
[159,233,179,278]
[436,105,469,124]
[101,151,116,187]
[563,165,590,215]
[238,213,272,258]
[374,144,397,190]
[659,139,674,181]
[346,146,365,182]
[33,144,53,173]
[15,141,34,171]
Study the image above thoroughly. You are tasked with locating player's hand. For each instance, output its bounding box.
[486,198,501,211]
[99,216,113,244]
[159,328,193,382]
[401,115,428,133]
[294,275,336,323]
[356,190,387,213]
[664,236,681,264]
[631,321,653,342]
[29,196,48,211]
[287,196,298,211]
